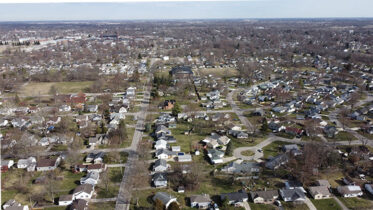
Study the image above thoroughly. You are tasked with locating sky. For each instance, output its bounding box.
[0,0,372,21]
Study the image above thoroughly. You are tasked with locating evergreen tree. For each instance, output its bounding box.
[172,103,182,116]
[261,119,268,133]
[225,141,233,156]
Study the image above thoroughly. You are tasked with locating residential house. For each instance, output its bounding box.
[324,126,337,138]
[220,190,249,205]
[58,195,74,206]
[36,157,61,171]
[155,149,177,160]
[279,188,306,203]
[80,171,100,185]
[207,149,224,164]
[73,184,95,200]
[265,154,288,170]
[153,159,168,172]
[337,185,363,197]
[284,180,306,193]
[364,184,373,195]
[153,192,177,209]
[154,139,168,150]
[126,87,136,98]
[59,105,71,112]
[70,199,88,210]
[190,194,212,209]
[221,160,260,174]
[17,157,36,172]
[308,186,331,199]
[85,152,105,164]
[153,173,168,188]
[250,190,279,204]
[85,105,98,113]
[87,163,107,173]
[2,199,29,210]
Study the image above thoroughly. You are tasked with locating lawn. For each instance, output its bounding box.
[89,201,116,210]
[327,131,357,142]
[249,203,276,210]
[339,197,373,210]
[169,122,209,153]
[241,150,255,156]
[197,67,239,77]
[108,167,124,183]
[282,202,309,210]
[19,81,93,97]
[262,141,291,159]
[311,198,342,210]
[96,183,119,199]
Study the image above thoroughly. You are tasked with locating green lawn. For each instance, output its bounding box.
[262,141,291,159]
[170,122,208,153]
[339,197,373,210]
[241,150,255,156]
[109,167,123,183]
[96,183,119,198]
[327,131,357,142]
[311,198,342,210]
[19,81,93,96]
[249,203,276,210]
[282,202,309,210]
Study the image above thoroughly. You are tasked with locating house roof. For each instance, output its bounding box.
[316,180,330,187]
[170,66,193,75]
[280,188,306,201]
[59,194,73,201]
[250,190,279,200]
[153,192,176,205]
[308,186,331,197]
[220,191,248,202]
[37,158,57,168]
[71,199,88,210]
[73,184,94,194]
[337,185,362,195]
[190,194,211,203]
[154,159,167,168]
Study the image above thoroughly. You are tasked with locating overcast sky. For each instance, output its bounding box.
[0,0,372,21]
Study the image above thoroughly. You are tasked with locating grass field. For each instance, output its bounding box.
[262,141,291,159]
[339,197,373,210]
[282,202,309,210]
[241,150,255,156]
[197,67,239,77]
[311,198,342,210]
[19,81,93,97]
[249,203,276,210]
[89,201,116,210]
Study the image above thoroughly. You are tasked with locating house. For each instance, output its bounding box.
[308,186,331,199]
[0,119,9,127]
[2,199,29,210]
[73,184,95,200]
[155,149,177,159]
[316,180,331,188]
[154,139,168,150]
[282,144,299,152]
[324,126,337,138]
[169,66,193,80]
[220,190,249,205]
[207,149,224,164]
[153,192,177,209]
[80,171,100,185]
[250,190,279,204]
[178,154,192,162]
[153,159,168,172]
[17,157,36,171]
[221,160,260,174]
[59,105,71,112]
[47,116,61,125]
[126,87,136,98]
[155,125,171,137]
[230,131,249,139]
[190,194,212,209]
[87,163,107,173]
[171,146,181,152]
[153,173,168,188]
[265,154,288,170]
[337,185,363,197]
[36,157,61,171]
[70,199,88,210]
[279,188,306,203]
[85,105,98,113]
[89,134,108,147]
[364,184,373,195]
[284,180,306,193]
[86,152,105,164]
[58,194,74,206]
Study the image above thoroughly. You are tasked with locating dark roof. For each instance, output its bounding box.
[250,190,279,200]
[37,158,57,168]
[170,66,193,75]
[73,184,94,194]
[70,199,88,210]
[220,191,248,202]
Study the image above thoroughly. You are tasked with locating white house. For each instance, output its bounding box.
[337,185,363,197]
[154,140,168,150]
[80,171,100,185]
[58,195,73,206]
[73,184,95,200]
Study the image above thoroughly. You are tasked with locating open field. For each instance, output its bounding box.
[196,67,239,77]
[262,141,292,159]
[311,198,342,210]
[249,203,276,210]
[338,197,373,210]
[19,81,93,97]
